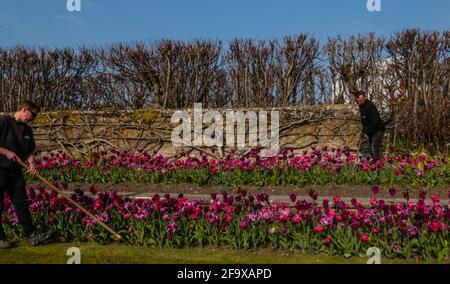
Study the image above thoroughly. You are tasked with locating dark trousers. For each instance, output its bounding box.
[0,169,34,239]
[368,130,384,161]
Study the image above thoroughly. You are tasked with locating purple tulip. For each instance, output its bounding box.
[371,185,380,195]
[371,227,381,234]
[322,199,329,209]
[280,226,289,234]
[403,191,410,201]
[389,187,397,197]
[408,226,418,237]
[289,193,297,203]
[167,221,177,234]
[391,242,401,251]
[89,186,98,196]
[48,216,57,224]
[419,191,427,200]
[240,220,249,229]
[308,190,318,201]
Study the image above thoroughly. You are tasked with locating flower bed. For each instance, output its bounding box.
[2,185,449,260]
[34,146,450,187]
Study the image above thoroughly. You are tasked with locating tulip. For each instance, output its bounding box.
[431,195,440,204]
[167,221,177,233]
[289,193,297,203]
[419,191,427,200]
[308,190,318,201]
[403,192,410,201]
[371,185,380,195]
[240,220,249,229]
[333,195,341,203]
[359,234,369,243]
[429,221,440,232]
[314,226,323,233]
[93,199,103,211]
[389,187,397,197]
[291,214,302,224]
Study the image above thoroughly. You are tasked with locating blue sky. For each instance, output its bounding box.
[0,0,449,47]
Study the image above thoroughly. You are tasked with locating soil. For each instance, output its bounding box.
[29,182,450,199]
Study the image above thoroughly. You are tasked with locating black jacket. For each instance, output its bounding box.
[0,115,36,170]
[359,99,385,135]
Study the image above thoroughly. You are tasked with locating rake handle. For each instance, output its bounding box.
[16,159,122,241]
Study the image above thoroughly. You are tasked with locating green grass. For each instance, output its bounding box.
[0,242,448,264]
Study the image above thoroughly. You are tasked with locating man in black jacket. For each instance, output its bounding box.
[356,91,385,161]
[0,101,54,249]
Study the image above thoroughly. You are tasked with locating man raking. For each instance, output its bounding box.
[0,101,55,249]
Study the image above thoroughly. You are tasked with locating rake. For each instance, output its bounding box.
[16,159,123,241]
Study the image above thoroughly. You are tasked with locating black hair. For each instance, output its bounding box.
[18,100,41,113]
[354,91,366,98]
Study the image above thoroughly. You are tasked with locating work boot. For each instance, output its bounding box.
[26,229,55,246]
[0,238,14,249]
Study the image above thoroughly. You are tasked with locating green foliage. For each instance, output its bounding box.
[35,160,450,187]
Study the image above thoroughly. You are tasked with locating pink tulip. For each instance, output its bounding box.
[314,226,323,233]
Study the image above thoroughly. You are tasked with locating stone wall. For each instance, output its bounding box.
[1,105,390,157]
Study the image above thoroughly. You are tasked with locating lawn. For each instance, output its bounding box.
[0,242,448,264]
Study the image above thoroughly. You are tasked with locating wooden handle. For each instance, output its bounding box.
[17,159,122,241]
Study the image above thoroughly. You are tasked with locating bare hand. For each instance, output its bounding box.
[5,150,22,163]
[1,150,26,167]
[27,163,38,176]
